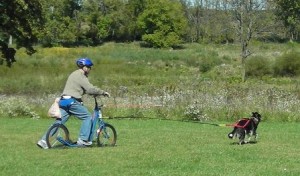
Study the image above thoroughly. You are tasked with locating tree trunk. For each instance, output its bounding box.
[241,58,246,82]
[9,35,12,45]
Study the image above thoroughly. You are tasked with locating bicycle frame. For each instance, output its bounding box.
[46,96,117,148]
[88,96,105,142]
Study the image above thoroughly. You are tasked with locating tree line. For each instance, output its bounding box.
[0,0,299,67]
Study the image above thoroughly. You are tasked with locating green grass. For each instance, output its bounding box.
[0,117,300,176]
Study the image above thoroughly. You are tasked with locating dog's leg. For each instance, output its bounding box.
[237,129,246,145]
[239,138,245,145]
[254,133,258,141]
[245,134,251,143]
[245,131,252,143]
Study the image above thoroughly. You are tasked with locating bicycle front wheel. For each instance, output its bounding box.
[45,123,70,149]
[97,123,117,147]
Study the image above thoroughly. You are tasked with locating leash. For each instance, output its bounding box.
[108,116,237,127]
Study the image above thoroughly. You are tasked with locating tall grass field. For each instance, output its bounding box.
[0,42,299,121]
[0,117,299,176]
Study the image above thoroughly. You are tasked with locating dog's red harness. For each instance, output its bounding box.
[232,118,251,128]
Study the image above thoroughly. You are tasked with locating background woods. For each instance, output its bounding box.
[1,0,299,52]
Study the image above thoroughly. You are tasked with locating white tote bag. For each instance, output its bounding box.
[47,97,61,118]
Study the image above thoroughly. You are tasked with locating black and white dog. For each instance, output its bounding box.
[228,112,262,145]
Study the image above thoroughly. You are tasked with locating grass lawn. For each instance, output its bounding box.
[0,117,299,176]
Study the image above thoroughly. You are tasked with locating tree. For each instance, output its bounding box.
[138,0,188,48]
[124,0,147,41]
[230,0,270,82]
[39,0,80,46]
[274,0,300,41]
[96,0,129,41]
[0,0,44,67]
[180,0,202,42]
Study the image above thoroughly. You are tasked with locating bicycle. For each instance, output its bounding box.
[45,96,117,148]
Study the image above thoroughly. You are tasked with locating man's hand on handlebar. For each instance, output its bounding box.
[93,92,110,98]
[102,92,110,97]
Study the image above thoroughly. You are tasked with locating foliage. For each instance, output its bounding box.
[273,50,300,77]
[0,0,44,66]
[275,0,300,41]
[0,43,300,122]
[0,95,40,119]
[198,53,223,73]
[184,101,209,121]
[39,0,83,46]
[123,0,147,41]
[2,0,300,68]
[1,0,299,55]
[245,56,272,77]
[137,0,187,48]
[229,0,274,82]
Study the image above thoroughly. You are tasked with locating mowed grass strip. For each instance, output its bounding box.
[0,118,299,176]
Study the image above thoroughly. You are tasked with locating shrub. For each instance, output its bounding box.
[0,96,40,119]
[273,50,300,77]
[184,102,209,121]
[199,54,222,73]
[207,64,241,82]
[142,32,182,48]
[245,56,272,77]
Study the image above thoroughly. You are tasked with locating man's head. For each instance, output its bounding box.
[76,58,93,75]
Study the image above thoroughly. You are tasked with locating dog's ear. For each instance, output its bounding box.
[252,112,261,119]
[254,112,262,121]
[257,113,261,120]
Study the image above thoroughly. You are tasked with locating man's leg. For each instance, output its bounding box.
[68,101,92,143]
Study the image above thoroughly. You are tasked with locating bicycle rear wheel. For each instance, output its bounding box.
[97,123,117,147]
[45,123,70,149]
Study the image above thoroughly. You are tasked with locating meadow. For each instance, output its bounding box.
[0,42,300,175]
[0,117,299,176]
[0,42,299,121]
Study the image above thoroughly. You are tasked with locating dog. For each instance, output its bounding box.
[228,112,262,145]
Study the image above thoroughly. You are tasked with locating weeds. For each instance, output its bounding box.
[0,42,299,121]
[273,50,300,77]
[0,95,41,119]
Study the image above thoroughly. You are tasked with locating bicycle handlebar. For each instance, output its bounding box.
[92,93,110,98]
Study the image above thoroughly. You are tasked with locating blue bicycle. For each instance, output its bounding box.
[45,96,117,148]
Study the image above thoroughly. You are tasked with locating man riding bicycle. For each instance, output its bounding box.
[37,58,110,149]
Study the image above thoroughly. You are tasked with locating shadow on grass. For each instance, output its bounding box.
[230,141,258,145]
